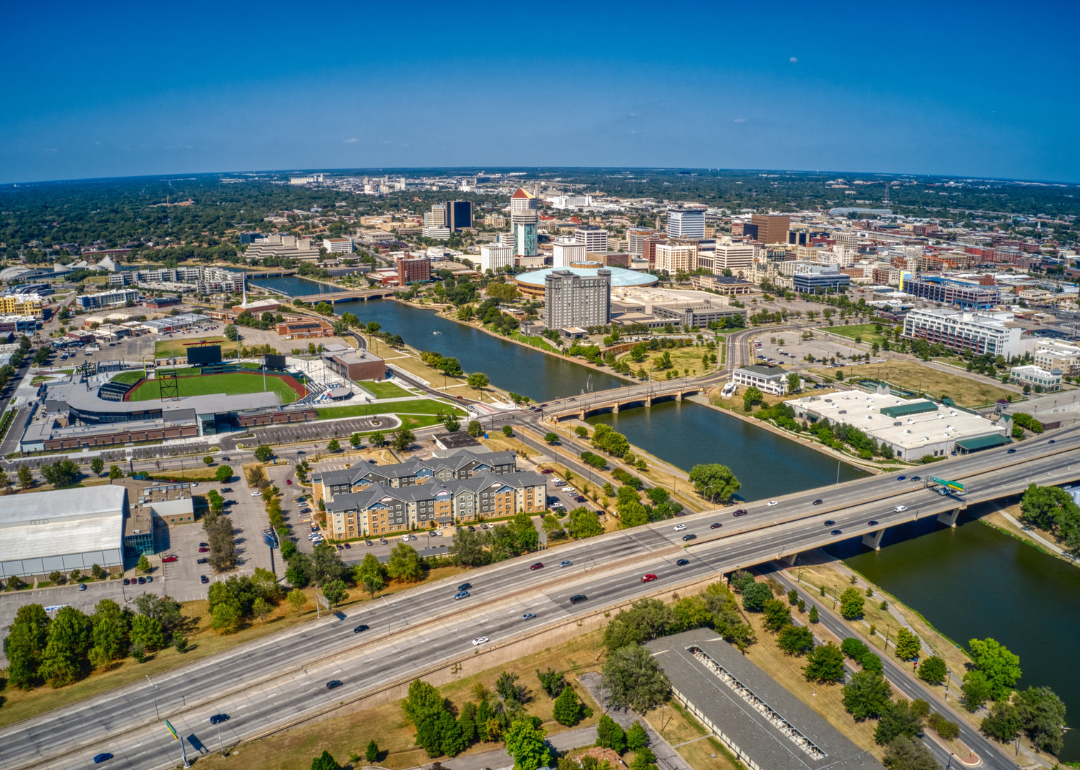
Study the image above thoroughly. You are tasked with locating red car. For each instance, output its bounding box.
[286,479,292,485]
[733,509,749,517]
[641,574,658,583]
[198,546,209,553]
[530,562,544,570]
[162,555,178,563]
[541,469,554,474]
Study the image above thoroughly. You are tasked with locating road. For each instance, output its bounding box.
[1,430,1076,770]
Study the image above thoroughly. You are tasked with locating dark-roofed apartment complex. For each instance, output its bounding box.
[647,630,884,770]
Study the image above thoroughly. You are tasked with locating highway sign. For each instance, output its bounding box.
[931,477,965,493]
[165,720,179,740]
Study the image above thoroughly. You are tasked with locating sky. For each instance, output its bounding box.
[2,0,1079,184]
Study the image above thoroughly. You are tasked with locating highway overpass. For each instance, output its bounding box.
[2,429,1077,770]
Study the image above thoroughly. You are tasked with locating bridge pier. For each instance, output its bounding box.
[612,403,619,414]
[781,553,798,566]
[937,508,961,528]
[676,391,683,401]
[645,397,652,408]
[861,529,886,550]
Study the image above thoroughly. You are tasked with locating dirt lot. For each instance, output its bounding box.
[813,360,1015,408]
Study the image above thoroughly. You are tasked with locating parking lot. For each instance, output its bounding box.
[751,333,868,371]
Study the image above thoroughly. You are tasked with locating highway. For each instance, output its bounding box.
[2,429,1077,770]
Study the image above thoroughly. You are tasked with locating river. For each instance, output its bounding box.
[256,275,1080,756]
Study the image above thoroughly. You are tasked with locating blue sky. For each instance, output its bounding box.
[2,0,1078,184]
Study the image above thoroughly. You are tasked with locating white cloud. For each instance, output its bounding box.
[789,56,798,63]
[733,118,746,123]
[342,138,359,144]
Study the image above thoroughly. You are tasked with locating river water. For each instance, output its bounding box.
[256,275,1080,755]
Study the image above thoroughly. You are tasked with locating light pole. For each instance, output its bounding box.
[216,716,226,757]
[146,674,160,721]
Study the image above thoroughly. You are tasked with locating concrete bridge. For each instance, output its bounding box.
[263,287,397,304]
[545,383,704,422]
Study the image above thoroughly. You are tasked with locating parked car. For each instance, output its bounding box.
[200,575,209,584]
[162,555,178,563]
[198,558,208,564]
[137,577,146,585]
[123,578,130,585]
[198,546,210,553]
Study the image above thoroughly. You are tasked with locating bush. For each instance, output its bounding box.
[927,712,960,741]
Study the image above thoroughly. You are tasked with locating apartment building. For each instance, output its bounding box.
[574,225,608,255]
[654,239,698,274]
[76,289,139,310]
[902,308,1021,358]
[397,255,432,285]
[666,209,705,239]
[1034,340,1080,376]
[480,243,514,273]
[0,294,44,316]
[904,276,1000,309]
[544,269,611,329]
[317,450,517,496]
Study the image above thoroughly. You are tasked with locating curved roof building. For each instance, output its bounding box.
[515,266,657,297]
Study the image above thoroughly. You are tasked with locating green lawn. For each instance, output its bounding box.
[154,336,228,358]
[315,398,466,421]
[359,380,412,399]
[129,372,299,403]
[110,371,146,385]
[821,324,889,346]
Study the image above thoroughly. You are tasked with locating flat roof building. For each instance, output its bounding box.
[544,269,611,330]
[0,487,127,580]
[902,308,1021,359]
[667,209,705,239]
[733,364,789,395]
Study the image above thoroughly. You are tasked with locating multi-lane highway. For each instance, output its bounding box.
[3,430,1077,770]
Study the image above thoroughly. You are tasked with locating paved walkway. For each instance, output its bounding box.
[438,724,599,770]
[578,673,693,770]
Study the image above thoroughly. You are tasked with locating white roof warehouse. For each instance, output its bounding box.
[788,389,1007,461]
[0,487,127,580]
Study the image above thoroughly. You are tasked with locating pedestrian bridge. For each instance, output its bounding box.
[545,384,704,422]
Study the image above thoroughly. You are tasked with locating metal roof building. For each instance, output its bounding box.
[647,630,884,770]
[0,487,127,579]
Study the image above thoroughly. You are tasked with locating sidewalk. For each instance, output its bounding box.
[578,673,693,770]
[439,724,599,770]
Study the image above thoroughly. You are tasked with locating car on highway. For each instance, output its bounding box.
[210,714,230,724]
[894,505,908,513]
[559,560,573,567]
[201,575,209,584]
[569,594,588,605]
[896,475,907,481]
[472,636,489,646]
[911,476,921,481]
[710,522,722,529]
[673,524,686,531]
[458,582,472,591]
[767,501,778,507]
[824,520,835,526]
[353,624,369,634]
[326,680,343,690]
[641,574,657,583]
[162,555,178,563]
[831,529,843,535]
[867,520,878,526]
[733,509,748,516]
[93,753,113,764]
[521,613,536,621]
[1008,448,1017,454]
[530,562,544,570]
[454,590,470,600]
[813,499,823,505]
[1049,440,1056,444]
[676,558,689,566]
[682,534,697,541]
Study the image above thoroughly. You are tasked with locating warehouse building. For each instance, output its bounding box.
[647,630,884,770]
[0,487,128,581]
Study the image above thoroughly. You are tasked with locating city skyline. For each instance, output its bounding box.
[2,0,1078,185]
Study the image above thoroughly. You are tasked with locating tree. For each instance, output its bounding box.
[350,432,363,449]
[387,543,424,582]
[803,642,845,683]
[89,599,129,665]
[322,579,348,608]
[224,324,239,341]
[962,670,994,711]
[894,628,921,660]
[981,699,1022,743]
[211,601,242,634]
[467,420,483,437]
[108,465,123,480]
[327,438,340,453]
[5,603,51,688]
[741,581,773,612]
[310,749,342,770]
[355,553,387,598]
[1015,686,1067,755]
[808,605,819,623]
[90,457,105,476]
[369,431,385,448]
[843,671,893,720]
[41,459,80,488]
[505,717,551,770]
[882,736,938,770]
[287,588,308,614]
[252,597,272,624]
[874,699,925,746]
[777,625,814,656]
[215,465,233,483]
[604,599,674,651]
[742,385,764,412]
[365,741,380,763]
[567,507,603,539]
[438,710,467,756]
[136,555,151,573]
[17,465,33,489]
[203,455,214,466]
[544,432,558,444]
[602,644,670,712]
[442,413,461,433]
[391,428,415,452]
[917,656,947,686]
[467,372,490,400]
[553,684,584,726]
[688,464,741,505]
[762,599,792,632]
[39,606,93,687]
[130,614,165,651]
[626,720,649,752]
[402,679,448,725]
[839,587,865,620]
[786,372,801,394]
[254,445,274,462]
[967,638,1021,702]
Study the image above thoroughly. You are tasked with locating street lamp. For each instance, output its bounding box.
[146,674,161,721]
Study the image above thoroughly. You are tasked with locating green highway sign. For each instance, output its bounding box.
[931,477,965,492]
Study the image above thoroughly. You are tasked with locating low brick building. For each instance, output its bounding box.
[323,349,386,381]
[276,318,334,338]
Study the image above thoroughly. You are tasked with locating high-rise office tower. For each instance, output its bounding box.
[574,225,608,255]
[667,209,705,239]
[512,211,538,257]
[626,227,654,256]
[747,214,790,245]
[552,237,587,267]
[655,239,698,274]
[511,187,538,212]
[424,203,447,229]
[447,201,472,231]
[544,269,611,329]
